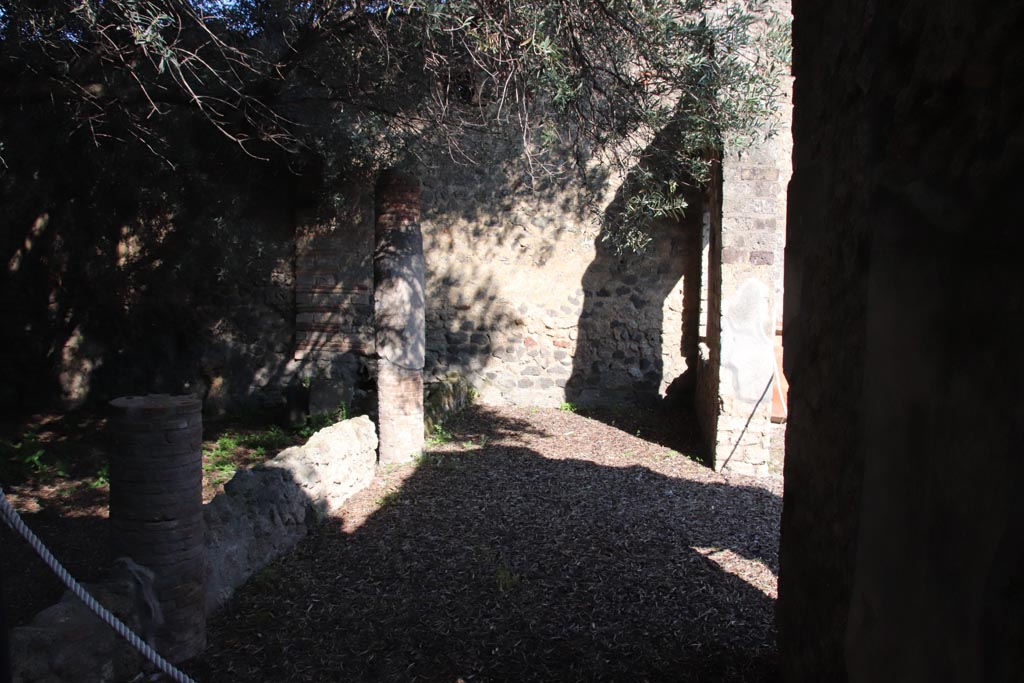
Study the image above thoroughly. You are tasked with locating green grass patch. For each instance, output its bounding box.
[294,405,349,440]
[238,425,294,452]
[203,435,242,483]
[202,405,354,485]
[426,422,453,446]
[375,490,402,509]
[0,436,73,485]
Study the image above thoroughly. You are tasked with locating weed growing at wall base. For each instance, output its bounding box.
[375,491,402,509]
[495,561,522,593]
[89,464,110,489]
[296,404,349,439]
[0,437,68,484]
[427,423,453,446]
[201,409,353,485]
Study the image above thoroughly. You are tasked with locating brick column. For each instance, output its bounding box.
[374,170,426,464]
[108,394,205,662]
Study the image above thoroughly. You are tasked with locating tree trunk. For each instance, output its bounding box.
[373,169,426,464]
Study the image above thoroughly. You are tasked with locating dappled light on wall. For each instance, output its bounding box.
[7,213,49,274]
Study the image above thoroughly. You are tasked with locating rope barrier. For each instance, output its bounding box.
[0,486,197,683]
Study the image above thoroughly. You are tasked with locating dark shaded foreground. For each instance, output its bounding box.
[189,406,781,682]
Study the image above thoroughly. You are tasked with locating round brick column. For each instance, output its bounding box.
[374,169,426,464]
[376,363,425,463]
[108,394,205,663]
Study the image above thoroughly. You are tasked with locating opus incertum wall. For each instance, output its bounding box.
[293,17,790,476]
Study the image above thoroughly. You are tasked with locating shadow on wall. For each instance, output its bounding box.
[419,128,610,265]
[297,122,705,413]
[415,131,612,406]
[423,266,521,383]
[191,405,782,682]
[565,177,703,411]
[0,107,303,415]
[293,132,602,415]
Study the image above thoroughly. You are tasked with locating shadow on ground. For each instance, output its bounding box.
[191,406,780,682]
[1,506,110,627]
[574,400,709,466]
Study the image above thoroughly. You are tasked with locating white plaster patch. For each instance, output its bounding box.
[720,278,774,404]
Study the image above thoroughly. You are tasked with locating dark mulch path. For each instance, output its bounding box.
[188,405,782,683]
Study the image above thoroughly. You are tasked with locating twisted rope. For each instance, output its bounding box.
[0,486,197,683]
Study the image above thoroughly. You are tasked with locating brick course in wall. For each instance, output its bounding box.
[293,185,377,414]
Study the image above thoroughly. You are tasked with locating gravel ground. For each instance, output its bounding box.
[188,405,783,683]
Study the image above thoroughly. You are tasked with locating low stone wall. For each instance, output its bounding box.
[9,416,377,682]
[204,415,376,611]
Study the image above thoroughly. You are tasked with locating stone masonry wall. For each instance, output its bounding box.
[298,135,705,413]
[9,566,152,683]
[204,415,377,611]
[422,142,702,409]
[421,170,701,409]
[423,135,704,409]
[779,1,1024,680]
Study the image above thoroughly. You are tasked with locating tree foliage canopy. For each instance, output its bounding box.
[0,0,788,249]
